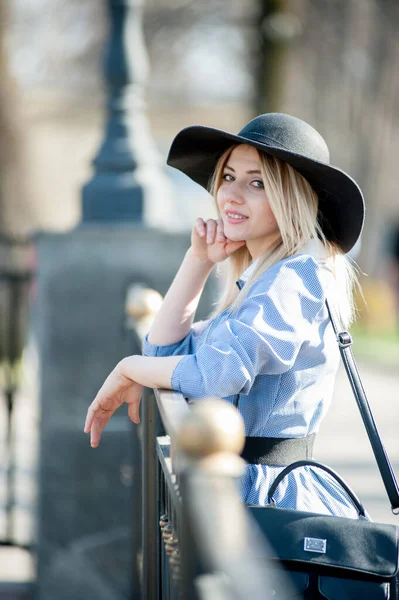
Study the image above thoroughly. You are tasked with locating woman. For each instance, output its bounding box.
[84,113,364,517]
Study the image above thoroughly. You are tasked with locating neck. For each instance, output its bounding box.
[246,234,281,260]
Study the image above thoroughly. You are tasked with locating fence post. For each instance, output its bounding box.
[141,388,163,600]
[176,398,290,599]
[125,284,165,599]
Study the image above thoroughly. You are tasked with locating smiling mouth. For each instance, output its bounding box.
[225,212,247,221]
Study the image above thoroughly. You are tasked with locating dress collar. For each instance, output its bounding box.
[239,257,260,284]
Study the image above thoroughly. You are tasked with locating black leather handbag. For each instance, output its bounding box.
[250,461,398,599]
[248,301,399,599]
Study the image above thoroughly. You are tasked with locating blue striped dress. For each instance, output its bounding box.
[143,241,363,519]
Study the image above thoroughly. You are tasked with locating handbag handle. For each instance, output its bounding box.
[267,459,367,517]
[326,299,399,513]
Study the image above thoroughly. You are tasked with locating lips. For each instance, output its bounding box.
[225,211,248,224]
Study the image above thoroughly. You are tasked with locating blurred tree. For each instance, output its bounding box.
[255,0,302,113]
[144,0,257,106]
[3,0,399,273]
[273,0,399,277]
[7,0,106,102]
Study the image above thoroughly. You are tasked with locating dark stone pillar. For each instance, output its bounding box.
[35,228,216,600]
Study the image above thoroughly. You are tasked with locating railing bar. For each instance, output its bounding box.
[169,489,174,600]
[175,505,181,600]
[154,389,191,440]
[156,438,182,600]
[165,483,170,600]
[142,388,163,600]
[179,476,199,600]
[163,525,169,600]
[156,438,182,510]
[160,469,167,600]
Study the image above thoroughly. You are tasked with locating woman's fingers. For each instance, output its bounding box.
[89,416,104,448]
[125,383,144,424]
[128,401,141,424]
[84,383,118,434]
[84,399,99,433]
[216,218,226,242]
[86,407,114,447]
[84,395,114,431]
[83,372,123,445]
[85,379,144,447]
[84,410,93,434]
[206,219,217,244]
[195,217,206,238]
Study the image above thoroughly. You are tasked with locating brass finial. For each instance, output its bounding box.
[176,398,246,476]
[125,284,163,339]
[125,284,163,320]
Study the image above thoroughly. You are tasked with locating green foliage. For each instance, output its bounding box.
[352,325,399,368]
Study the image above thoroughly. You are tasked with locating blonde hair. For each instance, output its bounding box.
[210,145,358,327]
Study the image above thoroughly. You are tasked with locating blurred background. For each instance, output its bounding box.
[0,0,398,598]
[2,0,399,330]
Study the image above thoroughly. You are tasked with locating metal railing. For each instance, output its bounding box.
[141,390,288,600]
[141,388,189,599]
[124,284,290,599]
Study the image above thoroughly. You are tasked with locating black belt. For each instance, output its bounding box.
[241,434,316,466]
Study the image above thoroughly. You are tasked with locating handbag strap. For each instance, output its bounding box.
[267,459,367,517]
[326,299,399,514]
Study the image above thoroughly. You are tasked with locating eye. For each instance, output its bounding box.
[251,179,264,189]
[222,173,234,182]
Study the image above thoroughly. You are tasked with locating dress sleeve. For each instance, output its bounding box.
[171,256,326,399]
[142,319,210,357]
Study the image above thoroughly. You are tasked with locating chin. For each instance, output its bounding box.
[228,234,246,243]
[224,229,246,242]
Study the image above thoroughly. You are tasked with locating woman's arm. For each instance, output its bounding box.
[147,218,245,346]
[147,248,213,345]
[84,354,184,447]
[121,354,184,389]
[85,220,246,447]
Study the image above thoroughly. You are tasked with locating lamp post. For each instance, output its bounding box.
[36,2,181,598]
[82,0,173,226]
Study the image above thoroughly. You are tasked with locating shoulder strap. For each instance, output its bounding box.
[326,299,399,514]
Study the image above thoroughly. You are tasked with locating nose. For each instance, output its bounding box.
[223,180,245,205]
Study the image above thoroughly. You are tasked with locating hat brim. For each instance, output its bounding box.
[167,125,364,254]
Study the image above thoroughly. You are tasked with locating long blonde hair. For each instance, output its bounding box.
[210,145,358,327]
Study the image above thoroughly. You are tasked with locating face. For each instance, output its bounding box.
[216,144,280,259]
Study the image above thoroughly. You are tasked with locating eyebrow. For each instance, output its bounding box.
[224,165,262,175]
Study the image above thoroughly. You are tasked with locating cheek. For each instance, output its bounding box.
[258,202,279,231]
[216,189,225,210]
[264,201,277,221]
[267,208,278,226]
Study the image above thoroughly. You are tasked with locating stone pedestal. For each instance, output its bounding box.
[34,226,216,600]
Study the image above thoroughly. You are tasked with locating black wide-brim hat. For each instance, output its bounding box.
[167,113,364,254]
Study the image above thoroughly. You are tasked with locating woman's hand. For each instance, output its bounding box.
[191,217,246,264]
[84,362,144,447]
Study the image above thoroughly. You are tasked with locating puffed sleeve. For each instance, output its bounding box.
[171,256,326,399]
[142,319,210,357]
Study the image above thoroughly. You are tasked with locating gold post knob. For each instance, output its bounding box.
[125,284,163,339]
[176,398,246,476]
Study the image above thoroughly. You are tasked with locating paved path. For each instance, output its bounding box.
[0,349,398,585]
